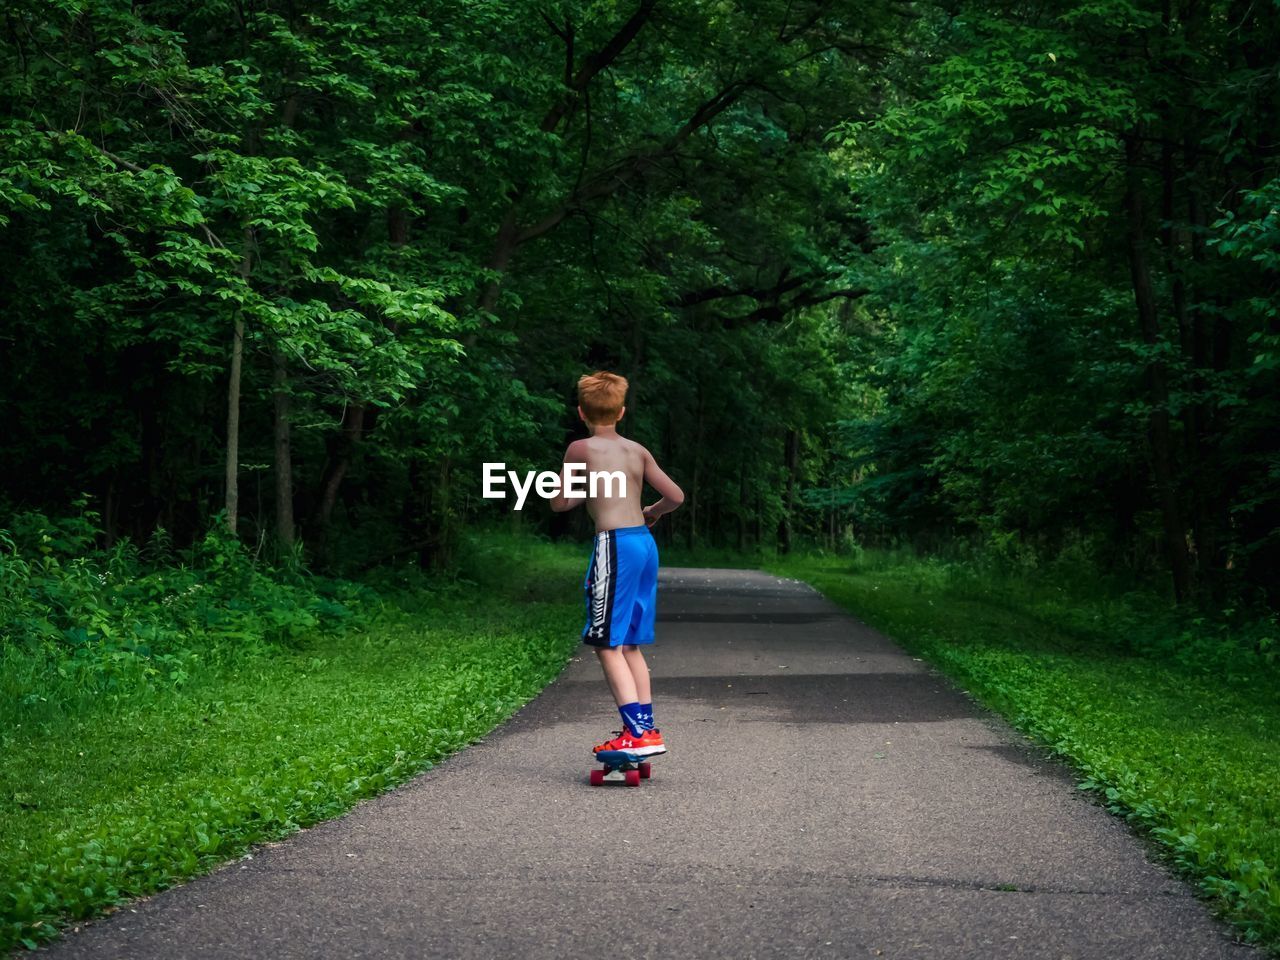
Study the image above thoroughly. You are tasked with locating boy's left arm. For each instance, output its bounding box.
[548,440,588,513]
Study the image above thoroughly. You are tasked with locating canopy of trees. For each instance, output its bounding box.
[2,0,1276,607]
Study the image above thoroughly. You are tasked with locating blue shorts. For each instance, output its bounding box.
[581,525,658,648]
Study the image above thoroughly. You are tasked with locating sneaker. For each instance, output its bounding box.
[632,727,666,757]
[593,727,666,757]
[593,730,626,754]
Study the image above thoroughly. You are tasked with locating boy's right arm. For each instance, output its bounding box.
[641,447,684,526]
[548,439,588,513]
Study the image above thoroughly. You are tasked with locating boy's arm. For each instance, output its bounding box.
[548,440,588,513]
[641,447,685,526]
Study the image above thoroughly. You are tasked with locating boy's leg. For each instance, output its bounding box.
[596,646,651,738]
[586,530,661,743]
[621,644,650,704]
[595,646,638,706]
[622,644,656,734]
[628,534,659,731]
[584,530,638,718]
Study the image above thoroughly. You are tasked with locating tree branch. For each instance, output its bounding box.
[514,78,750,245]
[726,285,869,325]
[673,273,811,309]
[92,142,225,248]
[540,0,658,135]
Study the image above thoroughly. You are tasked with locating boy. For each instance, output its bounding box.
[549,370,684,758]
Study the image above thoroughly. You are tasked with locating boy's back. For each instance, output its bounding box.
[565,433,648,532]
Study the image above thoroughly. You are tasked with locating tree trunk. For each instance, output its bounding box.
[432,456,455,568]
[1185,165,1229,591]
[317,404,365,527]
[479,210,520,315]
[224,319,245,534]
[1160,134,1209,580]
[272,345,295,551]
[476,2,659,318]
[223,225,253,535]
[1123,133,1194,602]
[688,388,704,550]
[314,206,407,532]
[662,406,676,551]
[104,474,118,548]
[778,428,798,554]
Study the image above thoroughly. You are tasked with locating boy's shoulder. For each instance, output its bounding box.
[570,435,650,455]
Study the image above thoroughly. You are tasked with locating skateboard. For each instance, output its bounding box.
[589,749,658,787]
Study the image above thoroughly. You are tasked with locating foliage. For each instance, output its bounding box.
[0,498,370,715]
[0,530,582,953]
[3,0,1276,607]
[824,0,1280,604]
[0,0,893,568]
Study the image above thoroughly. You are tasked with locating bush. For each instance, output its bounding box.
[0,498,375,713]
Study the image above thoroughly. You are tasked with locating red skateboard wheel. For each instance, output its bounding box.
[625,769,641,787]
[638,762,651,779]
[590,769,604,786]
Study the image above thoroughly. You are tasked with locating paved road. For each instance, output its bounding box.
[43,568,1257,959]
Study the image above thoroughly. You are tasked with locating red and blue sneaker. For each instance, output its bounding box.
[592,727,666,758]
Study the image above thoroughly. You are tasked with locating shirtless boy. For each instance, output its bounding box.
[548,370,685,757]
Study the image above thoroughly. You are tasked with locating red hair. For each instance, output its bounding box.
[577,370,628,425]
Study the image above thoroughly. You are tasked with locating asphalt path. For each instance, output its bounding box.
[41,567,1258,959]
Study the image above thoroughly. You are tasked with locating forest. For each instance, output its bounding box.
[1,0,1278,954]
[2,0,1275,603]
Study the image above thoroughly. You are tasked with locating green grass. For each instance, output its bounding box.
[766,548,1280,954]
[0,532,583,954]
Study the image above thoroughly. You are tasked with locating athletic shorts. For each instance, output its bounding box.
[581,524,658,648]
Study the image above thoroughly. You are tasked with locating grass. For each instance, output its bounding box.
[765,547,1280,954]
[0,532,584,954]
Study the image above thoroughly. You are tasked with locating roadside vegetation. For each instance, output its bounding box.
[1,515,582,954]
